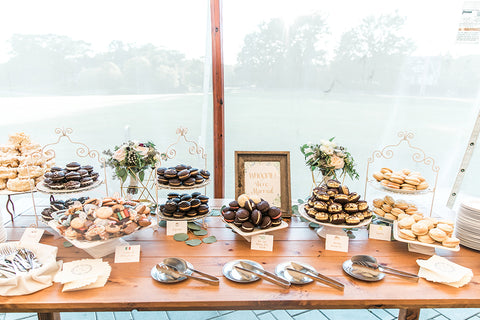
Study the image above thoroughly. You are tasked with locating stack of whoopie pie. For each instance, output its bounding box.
[157,164,210,187]
[43,162,99,190]
[221,194,283,232]
[159,192,209,219]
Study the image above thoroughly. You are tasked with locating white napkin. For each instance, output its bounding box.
[0,242,60,296]
[416,255,473,288]
[54,258,111,292]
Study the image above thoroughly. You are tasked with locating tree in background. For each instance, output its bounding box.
[236,14,329,88]
[331,11,415,92]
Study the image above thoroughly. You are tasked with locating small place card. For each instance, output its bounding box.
[166,221,188,236]
[325,234,349,252]
[20,228,44,244]
[369,224,392,241]
[114,245,141,263]
[251,234,274,251]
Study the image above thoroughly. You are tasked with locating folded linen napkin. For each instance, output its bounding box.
[416,255,473,288]
[0,242,60,296]
[54,258,111,292]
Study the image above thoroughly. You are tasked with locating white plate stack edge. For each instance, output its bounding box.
[456,199,480,251]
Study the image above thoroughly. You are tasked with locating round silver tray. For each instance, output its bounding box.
[0,189,37,195]
[222,259,263,283]
[342,259,384,282]
[156,179,210,190]
[151,261,194,283]
[36,179,103,195]
[275,262,314,285]
[158,210,211,222]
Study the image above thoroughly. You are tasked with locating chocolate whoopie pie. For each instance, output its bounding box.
[198,204,209,215]
[169,178,182,187]
[222,210,236,222]
[66,162,81,171]
[268,207,282,220]
[260,216,272,229]
[229,200,240,210]
[199,169,210,179]
[256,200,270,213]
[189,168,199,176]
[190,198,201,209]
[50,166,63,172]
[80,177,93,187]
[250,209,262,225]
[175,164,187,171]
[178,201,191,212]
[177,169,191,180]
[77,169,89,177]
[65,171,81,181]
[156,167,167,175]
[236,208,250,222]
[241,221,254,233]
[164,201,177,213]
[81,165,94,173]
[65,181,80,189]
[164,169,177,179]
[180,194,192,201]
[183,177,195,186]
[168,192,180,199]
[90,172,99,181]
[194,175,205,184]
[191,192,201,198]
[157,175,169,184]
[197,195,209,204]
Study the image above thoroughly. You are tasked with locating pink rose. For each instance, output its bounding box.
[135,146,149,156]
[113,147,126,161]
[330,155,345,170]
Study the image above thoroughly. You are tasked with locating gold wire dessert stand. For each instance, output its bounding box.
[155,127,209,227]
[364,131,439,217]
[29,128,109,228]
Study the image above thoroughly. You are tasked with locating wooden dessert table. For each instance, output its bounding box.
[1,199,479,320]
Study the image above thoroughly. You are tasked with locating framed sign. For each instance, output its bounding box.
[235,151,291,217]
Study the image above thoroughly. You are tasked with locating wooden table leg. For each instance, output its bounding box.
[398,308,420,320]
[38,312,61,320]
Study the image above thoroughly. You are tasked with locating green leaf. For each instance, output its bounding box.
[158,220,167,227]
[309,222,320,228]
[185,239,202,246]
[173,233,189,241]
[63,241,73,248]
[193,229,208,236]
[116,167,127,183]
[210,209,221,216]
[187,222,201,231]
[202,236,217,244]
[138,170,145,182]
[297,199,304,204]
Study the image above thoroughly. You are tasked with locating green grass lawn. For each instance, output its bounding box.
[1,90,478,204]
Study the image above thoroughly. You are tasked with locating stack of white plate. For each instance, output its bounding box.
[456,199,480,251]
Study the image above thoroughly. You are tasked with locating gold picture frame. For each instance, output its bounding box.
[235,151,291,217]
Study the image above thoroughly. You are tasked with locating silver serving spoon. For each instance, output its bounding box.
[351,255,418,281]
[163,257,219,286]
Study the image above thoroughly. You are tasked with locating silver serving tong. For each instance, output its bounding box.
[286,262,344,291]
[235,261,290,289]
[351,255,418,281]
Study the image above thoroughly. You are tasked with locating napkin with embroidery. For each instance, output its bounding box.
[416,255,473,288]
[54,258,111,292]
